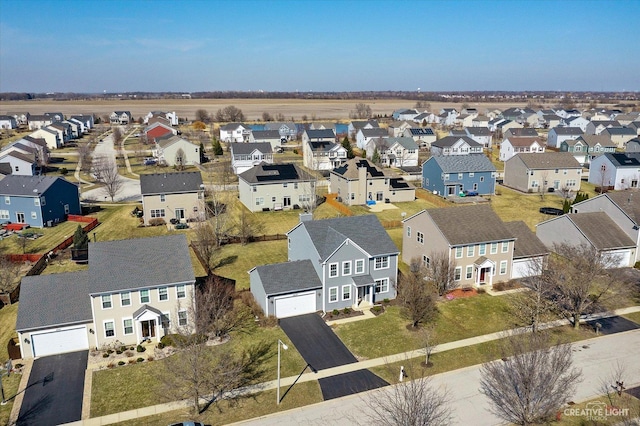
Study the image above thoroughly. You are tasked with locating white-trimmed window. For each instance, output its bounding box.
[490,243,498,254]
[479,243,486,255]
[4,196,9,205]
[374,256,389,270]
[0,210,8,220]
[500,260,508,275]
[150,209,165,218]
[31,211,37,219]
[454,267,462,281]
[34,198,40,206]
[140,289,150,304]
[342,285,351,301]
[455,247,463,258]
[160,194,165,202]
[423,255,430,268]
[158,287,168,301]
[255,197,264,206]
[502,241,509,253]
[374,278,389,293]
[178,310,188,326]
[417,231,424,244]
[101,294,112,309]
[342,261,351,276]
[123,318,133,335]
[104,321,115,338]
[329,263,338,277]
[406,226,411,237]
[176,284,186,299]
[329,287,338,302]
[467,245,474,257]
[466,265,473,280]
[120,291,130,306]
[355,259,365,274]
[161,313,170,329]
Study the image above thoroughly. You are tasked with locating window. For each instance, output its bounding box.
[458,173,463,180]
[342,285,351,301]
[34,198,40,206]
[102,295,112,309]
[158,287,168,301]
[4,196,9,205]
[531,180,539,188]
[417,231,424,244]
[329,263,338,277]
[444,174,450,181]
[283,183,288,188]
[294,183,298,189]
[329,287,338,302]
[467,245,475,257]
[374,256,389,270]
[455,247,463,258]
[479,243,486,255]
[342,261,351,276]
[31,211,37,219]
[469,172,474,177]
[252,186,257,192]
[502,241,509,253]
[150,209,165,218]
[480,176,485,182]
[104,321,115,338]
[454,267,462,281]
[272,196,276,202]
[120,292,131,306]
[490,243,498,254]
[160,194,165,202]
[499,260,508,275]
[423,255,430,268]
[140,289,150,304]
[0,210,9,220]
[406,226,411,238]
[375,278,389,293]
[176,284,186,299]
[178,310,188,326]
[123,319,133,335]
[355,259,365,274]
[466,265,473,279]
[255,197,264,206]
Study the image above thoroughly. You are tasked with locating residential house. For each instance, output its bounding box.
[536,212,635,268]
[144,111,178,126]
[504,152,582,193]
[145,121,177,144]
[387,121,414,137]
[13,136,49,165]
[28,127,61,150]
[430,136,483,156]
[249,130,282,149]
[560,135,616,165]
[49,122,73,144]
[45,112,64,122]
[348,119,379,138]
[402,205,516,288]
[591,120,621,135]
[603,127,637,149]
[403,127,437,149]
[422,155,496,197]
[626,138,640,153]
[303,139,346,171]
[250,215,399,318]
[154,135,200,167]
[330,157,415,205]
[0,151,36,176]
[497,120,523,133]
[264,122,297,142]
[504,221,549,279]
[67,117,86,135]
[501,107,526,121]
[588,153,640,190]
[0,115,17,129]
[504,128,539,139]
[62,120,81,138]
[230,142,273,175]
[238,163,315,212]
[465,127,492,148]
[356,127,388,150]
[628,122,640,136]
[541,114,562,129]
[27,115,54,130]
[499,137,545,162]
[302,129,336,145]
[561,116,595,134]
[109,111,132,125]
[516,112,541,128]
[139,172,204,225]
[461,107,478,116]
[455,114,475,128]
[70,114,95,130]
[9,112,29,127]
[488,118,507,132]
[413,113,430,124]
[392,109,419,121]
[219,123,251,143]
[309,122,337,132]
[16,234,196,358]
[0,175,80,227]
[439,108,458,126]
[547,127,584,148]
[364,137,419,167]
[472,115,490,127]
[612,113,640,126]
[555,109,582,119]
[0,163,12,177]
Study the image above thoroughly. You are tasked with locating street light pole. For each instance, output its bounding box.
[277,339,288,405]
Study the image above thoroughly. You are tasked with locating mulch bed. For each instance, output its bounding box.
[323,309,364,321]
[444,287,478,300]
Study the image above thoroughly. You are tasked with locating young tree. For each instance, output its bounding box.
[234,207,264,245]
[427,251,457,296]
[341,136,354,159]
[539,170,549,200]
[196,275,253,339]
[398,260,438,328]
[211,138,223,156]
[0,256,20,295]
[73,224,89,250]
[78,141,93,173]
[261,112,273,122]
[93,155,124,202]
[175,148,186,171]
[509,259,555,333]
[371,147,381,165]
[480,332,582,425]
[597,163,611,194]
[111,126,123,146]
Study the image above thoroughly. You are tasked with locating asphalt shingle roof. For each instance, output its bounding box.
[432,136,482,148]
[505,137,542,147]
[429,155,496,173]
[239,163,309,183]
[603,190,640,224]
[0,175,70,196]
[251,130,281,139]
[305,129,336,139]
[360,128,388,138]
[425,205,514,246]
[567,212,635,250]
[504,221,549,259]
[513,152,581,169]
[230,142,272,155]
[550,127,584,135]
[254,260,322,295]
[332,157,385,179]
[140,171,203,195]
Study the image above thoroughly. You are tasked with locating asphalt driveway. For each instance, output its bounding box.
[17,350,88,426]
[584,315,639,335]
[279,314,388,399]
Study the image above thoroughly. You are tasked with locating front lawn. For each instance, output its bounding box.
[0,373,21,426]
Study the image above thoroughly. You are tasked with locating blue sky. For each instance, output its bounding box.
[1,0,639,93]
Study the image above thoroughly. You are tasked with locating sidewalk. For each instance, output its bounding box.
[59,305,640,425]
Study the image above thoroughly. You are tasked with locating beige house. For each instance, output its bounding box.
[154,135,201,167]
[503,152,582,193]
[140,171,204,225]
[402,205,516,288]
[238,163,315,212]
[329,157,415,205]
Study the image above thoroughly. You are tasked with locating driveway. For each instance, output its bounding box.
[17,351,88,426]
[584,315,639,335]
[279,314,388,399]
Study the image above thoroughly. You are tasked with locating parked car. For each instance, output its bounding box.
[169,422,205,426]
[143,157,157,166]
[463,190,479,197]
[539,207,564,215]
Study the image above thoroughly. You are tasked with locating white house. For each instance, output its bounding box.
[364,137,419,167]
[430,136,483,156]
[588,153,640,191]
[547,127,584,148]
[230,142,274,175]
[499,137,545,162]
[154,135,200,167]
[219,123,251,143]
[356,128,388,150]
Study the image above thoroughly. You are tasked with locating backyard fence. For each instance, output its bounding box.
[325,193,353,216]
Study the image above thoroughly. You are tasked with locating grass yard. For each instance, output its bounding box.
[622,311,640,325]
[0,373,21,426]
[555,394,640,425]
[0,303,18,360]
[87,204,168,242]
[41,257,89,275]
[91,326,308,417]
[0,220,78,254]
[350,198,441,223]
[491,184,566,230]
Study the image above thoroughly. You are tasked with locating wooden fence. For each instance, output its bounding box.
[325,193,353,216]
[415,188,450,207]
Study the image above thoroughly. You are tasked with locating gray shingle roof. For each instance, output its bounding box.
[432,136,482,148]
[425,205,515,246]
[297,215,399,260]
[0,175,72,196]
[16,271,92,331]
[305,129,336,139]
[89,234,195,294]
[219,122,248,131]
[251,130,281,139]
[504,221,549,259]
[506,128,539,137]
[140,171,203,195]
[465,127,491,136]
[567,212,635,250]
[603,190,640,224]
[388,137,418,150]
[332,157,385,179]
[254,260,322,295]
[429,155,496,173]
[550,127,584,135]
[513,152,581,169]
[360,128,388,138]
[230,142,273,155]
[604,127,636,136]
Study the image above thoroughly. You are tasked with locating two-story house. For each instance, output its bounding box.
[250,215,399,318]
[499,137,545,162]
[145,121,177,144]
[16,234,196,358]
[330,157,415,205]
[230,142,273,175]
[0,151,36,176]
[140,171,204,225]
[588,153,640,191]
[248,130,282,149]
[364,137,419,167]
[238,163,315,212]
[402,205,516,288]
[348,119,379,139]
[430,136,483,156]
[303,137,347,171]
[547,127,584,148]
[153,135,200,167]
[143,111,178,126]
[264,122,297,142]
[29,127,61,150]
[602,127,637,148]
[503,152,582,193]
[219,123,251,143]
[356,127,388,150]
[465,127,492,148]
[28,115,54,130]
[422,155,496,197]
[403,127,437,149]
[109,111,132,125]
[560,134,616,165]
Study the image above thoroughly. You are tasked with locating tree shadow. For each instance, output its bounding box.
[215,255,238,268]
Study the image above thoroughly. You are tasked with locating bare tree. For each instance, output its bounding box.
[234,207,264,245]
[398,259,438,328]
[261,112,273,122]
[196,275,253,339]
[93,155,124,202]
[351,103,373,119]
[539,170,549,199]
[509,258,555,333]
[274,112,285,122]
[480,332,582,425]
[0,256,20,295]
[427,251,457,296]
[195,109,211,124]
[214,106,245,123]
[112,126,123,146]
[598,163,611,193]
[193,220,218,274]
[420,327,437,367]
[78,141,93,173]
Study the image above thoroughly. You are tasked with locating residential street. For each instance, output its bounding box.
[234,329,640,426]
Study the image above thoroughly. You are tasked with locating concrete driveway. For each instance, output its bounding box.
[279,314,388,400]
[17,350,88,426]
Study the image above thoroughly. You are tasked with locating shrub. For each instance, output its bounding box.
[160,334,179,347]
[125,351,133,357]
[477,288,486,294]
[136,344,146,353]
[332,309,340,316]
[634,261,640,269]
[102,353,109,358]
[107,362,115,369]
[371,306,383,314]
[117,361,125,366]
[293,149,298,154]
[493,282,506,291]
[157,342,165,350]
[260,315,278,328]
[241,291,265,318]
[148,218,165,226]
[136,357,144,363]
[147,356,154,362]
[59,167,68,175]
[107,349,114,354]
[343,307,351,315]
[115,350,122,355]
[383,298,390,304]
[15,363,24,369]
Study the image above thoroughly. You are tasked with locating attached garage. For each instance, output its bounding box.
[31,326,90,357]
[274,292,317,318]
[607,248,633,268]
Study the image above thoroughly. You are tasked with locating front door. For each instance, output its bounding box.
[447,186,456,196]
[16,212,25,223]
[479,267,489,284]
[141,320,155,339]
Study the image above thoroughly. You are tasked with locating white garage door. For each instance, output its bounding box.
[608,249,631,268]
[274,292,316,318]
[511,259,531,279]
[31,326,89,357]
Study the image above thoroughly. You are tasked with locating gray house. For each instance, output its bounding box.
[238,163,315,212]
[250,215,399,318]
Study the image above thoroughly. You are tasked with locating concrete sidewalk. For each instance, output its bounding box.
[59,306,640,426]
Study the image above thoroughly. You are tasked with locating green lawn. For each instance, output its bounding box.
[0,373,21,426]
[0,220,78,255]
[0,303,18,360]
[350,198,440,223]
[623,311,640,325]
[491,185,566,230]
[87,204,168,242]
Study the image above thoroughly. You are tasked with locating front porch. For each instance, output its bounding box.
[473,256,495,287]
